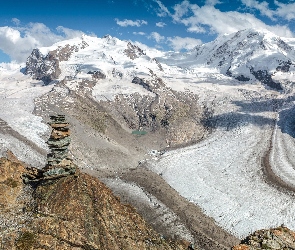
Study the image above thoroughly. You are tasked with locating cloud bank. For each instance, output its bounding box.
[167,36,202,51]
[154,0,294,38]
[242,0,295,21]
[145,31,201,51]
[149,32,165,43]
[0,21,85,63]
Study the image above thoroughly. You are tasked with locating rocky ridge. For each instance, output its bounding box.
[25,40,89,84]
[124,42,146,59]
[1,144,295,249]
[0,151,35,249]
[232,226,295,249]
[0,156,193,249]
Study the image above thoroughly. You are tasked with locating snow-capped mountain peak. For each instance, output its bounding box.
[24,34,167,85]
[158,28,295,90]
[24,29,295,91]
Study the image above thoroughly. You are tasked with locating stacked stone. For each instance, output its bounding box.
[43,115,76,176]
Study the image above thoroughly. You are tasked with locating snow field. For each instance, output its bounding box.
[270,104,295,189]
[148,82,295,239]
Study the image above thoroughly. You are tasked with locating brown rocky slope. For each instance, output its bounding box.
[0,154,193,250]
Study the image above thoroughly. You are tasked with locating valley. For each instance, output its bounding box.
[1,28,295,249]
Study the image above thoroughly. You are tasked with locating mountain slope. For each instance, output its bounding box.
[0,154,192,250]
[25,34,166,84]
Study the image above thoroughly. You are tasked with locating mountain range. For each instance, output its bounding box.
[25,28,295,91]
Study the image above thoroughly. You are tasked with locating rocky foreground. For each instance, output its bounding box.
[0,153,194,250]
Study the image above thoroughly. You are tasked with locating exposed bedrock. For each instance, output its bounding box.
[124,41,146,59]
[250,67,283,91]
[25,41,89,84]
[232,226,295,250]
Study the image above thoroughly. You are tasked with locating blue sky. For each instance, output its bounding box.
[0,0,295,63]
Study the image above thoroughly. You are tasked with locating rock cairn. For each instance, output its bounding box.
[43,115,76,177]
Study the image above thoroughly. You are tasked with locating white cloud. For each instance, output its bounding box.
[172,0,191,22]
[274,0,295,21]
[205,0,222,6]
[167,36,202,51]
[187,25,206,33]
[0,22,86,63]
[241,0,275,19]
[154,0,171,17]
[56,26,85,38]
[154,0,294,38]
[148,32,165,43]
[115,18,148,27]
[11,18,20,26]
[242,0,295,21]
[147,30,201,51]
[156,22,166,27]
[133,31,146,35]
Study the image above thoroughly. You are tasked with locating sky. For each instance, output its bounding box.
[0,0,295,63]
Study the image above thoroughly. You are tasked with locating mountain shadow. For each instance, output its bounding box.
[277,106,295,138]
[203,112,275,131]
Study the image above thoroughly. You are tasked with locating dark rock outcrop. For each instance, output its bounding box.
[124,42,146,60]
[250,67,283,90]
[151,58,164,71]
[25,48,61,84]
[132,76,153,92]
[87,70,106,80]
[25,42,89,84]
[276,60,292,72]
[235,75,251,82]
[232,226,295,250]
